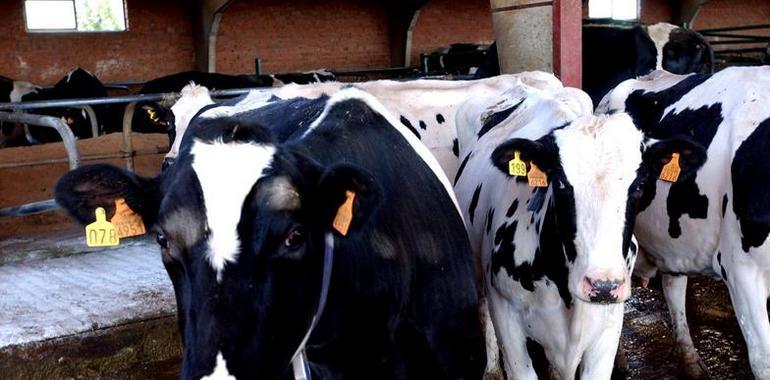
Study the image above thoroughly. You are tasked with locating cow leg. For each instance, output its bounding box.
[724,266,770,379]
[580,305,623,380]
[662,274,709,380]
[480,297,504,380]
[487,288,538,380]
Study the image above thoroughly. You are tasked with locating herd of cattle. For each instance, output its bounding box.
[6,22,766,380]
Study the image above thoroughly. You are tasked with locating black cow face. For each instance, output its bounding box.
[489,117,706,304]
[133,102,176,141]
[662,29,712,74]
[54,119,381,379]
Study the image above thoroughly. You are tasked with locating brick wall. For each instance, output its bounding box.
[0,0,194,85]
[693,0,770,34]
[409,0,495,66]
[215,0,391,75]
[1,0,497,84]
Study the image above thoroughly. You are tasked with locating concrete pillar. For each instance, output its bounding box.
[192,0,232,73]
[490,0,581,87]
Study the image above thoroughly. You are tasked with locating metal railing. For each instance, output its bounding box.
[698,24,770,66]
[0,87,270,217]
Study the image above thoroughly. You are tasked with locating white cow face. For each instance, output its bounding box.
[490,113,706,304]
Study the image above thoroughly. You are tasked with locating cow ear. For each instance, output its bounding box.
[55,164,160,227]
[642,136,707,182]
[314,164,382,237]
[490,137,557,178]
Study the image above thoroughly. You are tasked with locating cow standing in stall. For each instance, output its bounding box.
[55,88,486,379]
[453,80,705,379]
[598,67,770,379]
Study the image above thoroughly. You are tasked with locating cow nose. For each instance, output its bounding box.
[162,157,175,171]
[582,276,626,304]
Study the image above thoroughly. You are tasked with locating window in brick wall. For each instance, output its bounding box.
[24,0,127,32]
[588,0,639,20]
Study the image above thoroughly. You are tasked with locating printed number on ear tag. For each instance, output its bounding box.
[333,191,356,236]
[508,151,527,177]
[111,197,146,239]
[527,163,548,187]
[86,207,120,247]
[659,152,681,183]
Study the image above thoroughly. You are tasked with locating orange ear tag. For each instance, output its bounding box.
[659,152,681,183]
[111,197,147,239]
[332,191,356,236]
[508,151,527,177]
[527,163,548,187]
[86,207,119,247]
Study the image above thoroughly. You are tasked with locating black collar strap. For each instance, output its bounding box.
[289,232,335,380]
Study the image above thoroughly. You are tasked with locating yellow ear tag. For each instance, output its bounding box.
[332,191,356,236]
[86,207,119,247]
[659,152,681,183]
[508,151,527,177]
[527,163,548,187]
[111,197,147,239]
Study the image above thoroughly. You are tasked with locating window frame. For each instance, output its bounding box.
[587,0,640,22]
[23,0,129,34]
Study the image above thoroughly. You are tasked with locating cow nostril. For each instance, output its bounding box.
[584,277,625,303]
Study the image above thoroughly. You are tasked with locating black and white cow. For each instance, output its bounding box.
[0,75,40,147]
[454,81,705,379]
[583,22,714,106]
[132,70,335,139]
[164,72,563,178]
[598,67,770,379]
[54,88,486,379]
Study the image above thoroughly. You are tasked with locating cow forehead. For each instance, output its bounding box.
[554,114,643,197]
[190,139,276,282]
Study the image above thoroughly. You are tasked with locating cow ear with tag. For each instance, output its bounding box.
[55,163,160,228]
[490,136,557,183]
[642,135,707,183]
[315,164,382,237]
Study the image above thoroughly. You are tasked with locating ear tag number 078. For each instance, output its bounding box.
[86,207,119,247]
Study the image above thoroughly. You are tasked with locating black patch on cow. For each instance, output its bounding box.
[418,120,427,130]
[400,116,421,139]
[452,139,459,157]
[485,208,495,235]
[454,152,472,185]
[626,85,722,238]
[468,184,483,225]
[477,99,524,139]
[534,218,541,234]
[732,118,770,252]
[506,198,519,217]
[722,194,728,218]
[436,113,445,124]
[527,189,547,213]
[526,338,551,380]
[717,251,728,280]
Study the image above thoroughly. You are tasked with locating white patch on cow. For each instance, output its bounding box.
[191,139,275,282]
[303,87,463,217]
[270,75,285,87]
[198,90,273,120]
[10,81,39,102]
[646,22,679,70]
[555,113,643,298]
[167,83,215,160]
[201,352,236,380]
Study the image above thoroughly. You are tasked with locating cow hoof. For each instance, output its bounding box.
[677,354,710,380]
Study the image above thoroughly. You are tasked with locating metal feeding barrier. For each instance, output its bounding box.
[698,24,770,67]
[0,87,270,218]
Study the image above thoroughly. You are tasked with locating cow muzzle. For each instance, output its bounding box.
[581,273,628,304]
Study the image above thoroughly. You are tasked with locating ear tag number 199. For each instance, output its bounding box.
[86,207,119,247]
[508,151,527,177]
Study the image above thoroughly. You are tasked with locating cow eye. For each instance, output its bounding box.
[284,227,305,250]
[156,232,169,249]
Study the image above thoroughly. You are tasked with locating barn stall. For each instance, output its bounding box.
[0,0,767,379]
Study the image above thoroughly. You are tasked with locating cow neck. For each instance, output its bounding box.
[288,232,335,380]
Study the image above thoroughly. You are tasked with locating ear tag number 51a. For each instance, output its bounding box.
[86,207,119,247]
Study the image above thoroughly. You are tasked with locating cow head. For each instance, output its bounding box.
[659,27,714,74]
[55,117,381,379]
[490,113,705,304]
[133,102,175,142]
[165,83,216,169]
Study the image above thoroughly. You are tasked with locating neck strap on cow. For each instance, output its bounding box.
[289,232,335,380]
